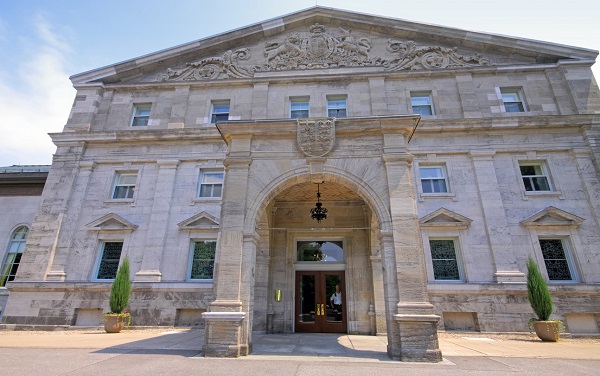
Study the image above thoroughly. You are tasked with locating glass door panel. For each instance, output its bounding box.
[295,271,346,333]
[298,274,316,324]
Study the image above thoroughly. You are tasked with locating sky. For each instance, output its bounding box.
[0,0,598,166]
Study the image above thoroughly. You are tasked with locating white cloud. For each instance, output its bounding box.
[0,13,75,166]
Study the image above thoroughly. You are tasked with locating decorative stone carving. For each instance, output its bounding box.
[385,40,490,71]
[157,24,493,81]
[297,118,335,157]
[157,49,253,81]
[258,24,378,71]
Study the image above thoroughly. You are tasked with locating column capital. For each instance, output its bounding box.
[157,159,180,168]
[79,161,96,170]
[383,153,414,166]
[223,158,252,168]
[469,150,496,160]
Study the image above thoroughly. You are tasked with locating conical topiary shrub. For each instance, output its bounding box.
[104,257,131,333]
[526,257,560,341]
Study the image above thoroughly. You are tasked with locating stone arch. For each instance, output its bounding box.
[244,165,392,233]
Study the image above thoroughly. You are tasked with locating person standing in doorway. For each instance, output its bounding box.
[330,284,342,313]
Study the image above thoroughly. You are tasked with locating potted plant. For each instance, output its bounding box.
[104,257,131,333]
[526,257,561,342]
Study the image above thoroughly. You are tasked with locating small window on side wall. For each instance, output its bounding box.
[112,172,138,199]
[500,88,526,113]
[429,239,462,281]
[189,240,216,280]
[411,91,434,116]
[538,238,576,281]
[290,96,310,118]
[210,101,230,123]
[131,103,151,126]
[519,162,551,192]
[96,241,123,280]
[198,170,224,198]
[419,165,448,193]
[0,226,29,287]
[326,95,347,117]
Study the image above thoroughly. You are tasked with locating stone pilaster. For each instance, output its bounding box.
[167,86,190,129]
[368,77,387,115]
[456,73,482,118]
[469,151,525,283]
[251,83,269,119]
[135,159,179,282]
[572,149,600,229]
[46,161,97,281]
[382,153,442,362]
[202,157,252,357]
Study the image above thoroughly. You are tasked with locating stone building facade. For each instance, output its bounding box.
[2,7,600,361]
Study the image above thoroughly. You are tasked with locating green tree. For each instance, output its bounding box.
[109,257,131,314]
[526,257,553,321]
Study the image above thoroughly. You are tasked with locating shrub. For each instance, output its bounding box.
[109,257,131,314]
[526,257,553,321]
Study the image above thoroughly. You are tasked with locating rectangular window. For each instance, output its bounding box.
[411,91,434,116]
[112,172,138,199]
[190,240,216,280]
[290,96,310,118]
[96,242,123,280]
[198,170,224,198]
[429,239,461,281]
[519,163,550,192]
[131,103,151,126]
[419,165,448,193]
[500,88,526,112]
[327,95,347,117]
[210,101,230,123]
[539,239,574,281]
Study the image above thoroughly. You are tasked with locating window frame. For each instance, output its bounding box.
[326,95,348,118]
[518,161,552,192]
[290,96,310,119]
[92,241,124,281]
[410,91,435,116]
[427,238,464,282]
[130,103,152,127]
[0,225,29,287]
[499,87,526,113]
[419,164,449,194]
[187,239,217,281]
[210,100,230,123]
[111,171,138,200]
[537,237,578,283]
[197,169,224,199]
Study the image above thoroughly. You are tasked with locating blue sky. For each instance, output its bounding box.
[1,0,598,166]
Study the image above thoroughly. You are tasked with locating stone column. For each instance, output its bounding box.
[203,157,252,357]
[469,151,525,283]
[46,161,97,281]
[370,226,387,334]
[135,159,179,282]
[383,153,442,362]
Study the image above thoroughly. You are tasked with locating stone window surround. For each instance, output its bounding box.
[187,237,218,282]
[511,154,563,200]
[421,229,466,283]
[290,96,310,118]
[192,163,225,203]
[104,164,143,206]
[414,158,457,202]
[326,94,348,117]
[197,169,224,199]
[209,99,231,124]
[527,228,581,284]
[292,233,348,272]
[91,234,128,282]
[496,86,528,113]
[404,88,438,119]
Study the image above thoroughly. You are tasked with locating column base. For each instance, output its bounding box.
[46,270,67,281]
[494,270,526,284]
[392,314,443,362]
[202,312,248,357]
[134,270,162,282]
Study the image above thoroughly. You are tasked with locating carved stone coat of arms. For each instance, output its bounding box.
[297,118,336,157]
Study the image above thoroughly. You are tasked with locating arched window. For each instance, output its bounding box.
[1,226,29,287]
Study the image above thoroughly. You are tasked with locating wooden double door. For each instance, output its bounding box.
[295,271,346,333]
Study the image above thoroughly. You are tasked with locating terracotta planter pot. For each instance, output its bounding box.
[532,320,560,342]
[104,314,128,333]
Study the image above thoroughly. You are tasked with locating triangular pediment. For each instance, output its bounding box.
[419,208,472,229]
[521,206,585,228]
[86,213,138,231]
[71,7,597,85]
[178,211,220,231]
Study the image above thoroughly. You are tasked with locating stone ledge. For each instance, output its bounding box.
[394,314,441,323]
[202,312,246,322]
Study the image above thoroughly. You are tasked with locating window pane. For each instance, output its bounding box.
[97,242,123,280]
[502,93,520,102]
[113,186,128,199]
[430,240,460,280]
[136,107,151,116]
[413,106,432,116]
[532,177,550,191]
[420,167,443,178]
[411,96,431,106]
[291,110,309,118]
[520,165,537,176]
[202,173,224,184]
[213,104,230,113]
[431,179,447,193]
[132,117,149,127]
[504,102,524,112]
[297,241,344,262]
[190,241,216,279]
[291,102,309,111]
[421,181,433,193]
[539,239,572,281]
[118,174,137,185]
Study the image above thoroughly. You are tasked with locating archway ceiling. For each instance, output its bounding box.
[274,181,362,203]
